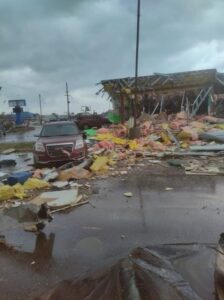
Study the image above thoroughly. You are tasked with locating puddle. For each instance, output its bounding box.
[0,152,33,173]
[0,126,41,143]
[74,237,103,258]
[0,170,224,299]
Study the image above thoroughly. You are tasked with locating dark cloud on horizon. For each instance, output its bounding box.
[0,0,224,114]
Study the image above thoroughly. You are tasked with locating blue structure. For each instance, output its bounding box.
[8,99,26,125]
[10,111,34,123]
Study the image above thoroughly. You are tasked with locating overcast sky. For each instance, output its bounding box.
[0,0,224,114]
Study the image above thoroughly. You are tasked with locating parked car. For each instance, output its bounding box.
[33,121,87,167]
[75,113,111,129]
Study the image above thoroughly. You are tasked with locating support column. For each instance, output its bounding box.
[120,94,125,124]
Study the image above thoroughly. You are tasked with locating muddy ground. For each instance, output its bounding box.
[0,164,223,299]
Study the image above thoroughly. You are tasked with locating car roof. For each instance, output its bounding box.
[44,121,75,125]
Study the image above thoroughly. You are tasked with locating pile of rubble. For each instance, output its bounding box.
[84,112,224,176]
[0,161,93,232]
[1,111,224,231]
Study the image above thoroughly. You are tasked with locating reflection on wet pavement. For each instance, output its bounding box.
[0,126,41,143]
[33,232,55,260]
[38,244,216,300]
[0,169,224,299]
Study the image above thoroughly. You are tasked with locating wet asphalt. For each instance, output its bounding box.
[0,127,41,143]
[0,165,224,299]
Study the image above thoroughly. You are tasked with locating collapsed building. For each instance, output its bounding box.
[99,69,224,123]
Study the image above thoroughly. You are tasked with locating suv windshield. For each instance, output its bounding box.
[40,123,79,137]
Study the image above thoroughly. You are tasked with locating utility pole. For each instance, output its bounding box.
[39,94,43,124]
[65,82,70,120]
[134,0,141,127]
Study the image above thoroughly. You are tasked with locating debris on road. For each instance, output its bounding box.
[165,187,173,191]
[52,181,69,189]
[0,171,8,181]
[58,166,90,181]
[31,188,79,209]
[0,159,16,168]
[7,171,32,185]
[1,112,224,234]
[1,148,16,155]
[23,178,50,190]
[124,192,133,197]
[0,184,26,201]
[51,199,89,214]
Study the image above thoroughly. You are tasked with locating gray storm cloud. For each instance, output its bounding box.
[0,0,223,114]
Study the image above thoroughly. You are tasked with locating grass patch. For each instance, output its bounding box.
[0,142,34,153]
[8,127,35,133]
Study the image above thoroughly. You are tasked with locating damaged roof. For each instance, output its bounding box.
[100,69,224,96]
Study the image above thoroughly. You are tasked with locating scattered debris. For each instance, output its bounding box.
[0,171,8,181]
[7,171,32,186]
[120,170,128,175]
[24,223,44,233]
[43,171,59,182]
[23,178,50,190]
[52,181,69,189]
[200,131,224,143]
[31,188,79,209]
[51,199,89,214]
[58,166,90,181]
[0,159,16,168]
[190,144,224,152]
[82,226,102,231]
[124,192,133,197]
[165,187,173,191]
[1,148,16,155]
[90,156,109,172]
[0,184,26,201]
[167,159,184,167]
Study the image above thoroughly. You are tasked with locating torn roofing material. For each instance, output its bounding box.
[39,245,205,300]
[100,69,224,94]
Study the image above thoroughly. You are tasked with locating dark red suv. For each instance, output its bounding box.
[75,113,111,130]
[33,121,87,167]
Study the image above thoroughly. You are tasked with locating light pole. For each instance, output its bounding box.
[39,94,43,124]
[65,82,70,119]
[134,0,141,127]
